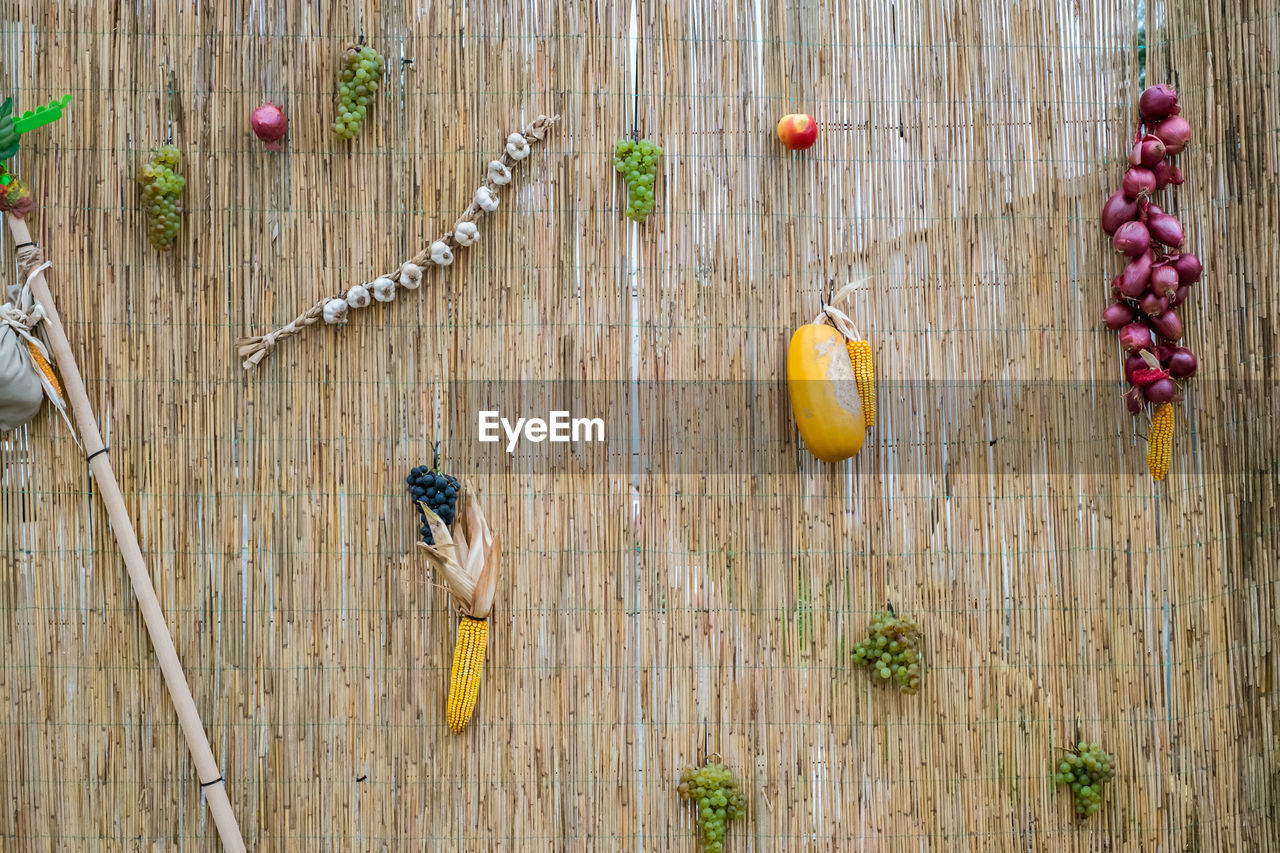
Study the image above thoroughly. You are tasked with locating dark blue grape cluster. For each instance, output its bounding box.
[406,465,459,544]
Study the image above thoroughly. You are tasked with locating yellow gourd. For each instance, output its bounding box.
[787,322,866,462]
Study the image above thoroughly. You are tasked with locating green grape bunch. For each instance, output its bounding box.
[137,144,185,251]
[1054,741,1114,818]
[677,758,745,853]
[333,44,386,140]
[851,610,924,694]
[613,138,662,222]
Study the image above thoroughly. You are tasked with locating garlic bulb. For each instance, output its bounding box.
[322,298,349,324]
[505,133,531,160]
[399,263,424,290]
[371,276,397,302]
[487,160,512,185]
[474,186,499,212]
[454,222,480,246]
[430,240,455,266]
[345,284,372,309]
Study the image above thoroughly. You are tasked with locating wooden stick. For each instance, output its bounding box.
[7,214,246,852]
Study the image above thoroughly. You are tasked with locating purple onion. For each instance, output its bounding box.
[1135,135,1167,167]
[1170,284,1190,307]
[1124,352,1147,384]
[1125,386,1146,414]
[1155,344,1176,363]
[1152,115,1192,155]
[1148,212,1184,247]
[1150,264,1180,298]
[1139,290,1168,317]
[1140,85,1179,121]
[1145,378,1179,403]
[1114,220,1151,256]
[1120,252,1154,297]
[1170,166,1184,185]
[1101,191,1139,235]
[1173,252,1202,284]
[1167,347,1197,379]
[1103,302,1135,329]
[1150,309,1183,342]
[1123,166,1157,199]
[1119,322,1154,352]
[1152,159,1172,189]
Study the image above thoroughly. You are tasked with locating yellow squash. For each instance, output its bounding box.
[787,323,866,462]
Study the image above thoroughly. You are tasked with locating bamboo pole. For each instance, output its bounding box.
[6,214,246,852]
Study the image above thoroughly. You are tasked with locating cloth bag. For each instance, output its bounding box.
[0,263,68,433]
[0,281,45,430]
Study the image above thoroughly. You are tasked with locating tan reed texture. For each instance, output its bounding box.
[0,0,1276,850]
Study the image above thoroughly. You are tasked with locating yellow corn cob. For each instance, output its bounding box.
[1147,403,1174,481]
[25,341,64,399]
[447,615,488,732]
[846,339,875,428]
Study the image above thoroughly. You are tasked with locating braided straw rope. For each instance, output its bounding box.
[237,114,559,370]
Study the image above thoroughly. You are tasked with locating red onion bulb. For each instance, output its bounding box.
[1173,253,1202,284]
[1148,212,1184,247]
[1152,115,1192,156]
[251,102,288,151]
[1125,386,1146,414]
[1119,322,1154,352]
[1103,302,1135,329]
[1101,191,1139,235]
[1167,347,1197,379]
[1123,166,1157,199]
[1149,309,1183,342]
[1150,264,1180,298]
[1113,220,1151,256]
[1139,85,1179,121]
[1145,378,1179,403]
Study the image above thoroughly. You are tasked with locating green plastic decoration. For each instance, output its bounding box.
[0,94,73,182]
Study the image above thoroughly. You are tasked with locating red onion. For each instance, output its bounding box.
[1119,322,1154,352]
[1151,115,1192,155]
[1113,220,1151,256]
[1125,386,1146,414]
[1151,159,1172,189]
[1145,378,1179,403]
[251,102,288,151]
[1148,212,1184,247]
[1120,251,1153,297]
[1103,302,1135,329]
[1124,352,1147,384]
[1101,191,1139,234]
[1138,290,1168,317]
[1173,252,1202,284]
[1155,344,1176,363]
[1149,309,1183,341]
[1150,264,1180,298]
[1146,202,1164,216]
[1132,135,1167,167]
[1170,284,1190,307]
[1123,166,1157,199]
[1139,85,1179,121]
[1167,347,1197,379]
[1169,166,1184,185]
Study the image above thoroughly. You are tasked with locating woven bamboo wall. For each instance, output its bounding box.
[0,0,1276,849]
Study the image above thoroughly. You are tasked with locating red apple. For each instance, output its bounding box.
[777,113,818,150]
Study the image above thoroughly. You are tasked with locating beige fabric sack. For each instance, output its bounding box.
[0,281,48,431]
